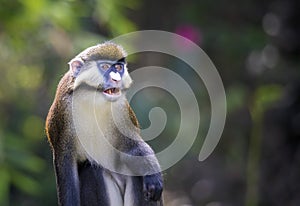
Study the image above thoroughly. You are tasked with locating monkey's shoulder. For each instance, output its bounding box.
[46,71,75,148]
[57,71,75,97]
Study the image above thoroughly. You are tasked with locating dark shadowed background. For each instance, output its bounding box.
[0,0,300,205]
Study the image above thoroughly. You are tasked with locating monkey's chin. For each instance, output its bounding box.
[102,88,122,102]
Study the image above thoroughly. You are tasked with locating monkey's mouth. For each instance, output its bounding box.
[102,87,122,101]
[103,88,120,95]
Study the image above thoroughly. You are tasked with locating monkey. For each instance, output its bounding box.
[45,42,163,206]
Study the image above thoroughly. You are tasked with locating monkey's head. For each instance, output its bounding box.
[69,42,132,102]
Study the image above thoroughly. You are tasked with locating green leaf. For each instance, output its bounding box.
[0,168,10,206]
[11,171,40,196]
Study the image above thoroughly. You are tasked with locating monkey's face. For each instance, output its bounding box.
[96,58,132,101]
[71,57,132,102]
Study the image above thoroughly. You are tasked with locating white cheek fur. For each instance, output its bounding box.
[122,67,133,89]
[73,63,104,90]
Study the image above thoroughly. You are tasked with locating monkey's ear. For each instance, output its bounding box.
[68,58,84,77]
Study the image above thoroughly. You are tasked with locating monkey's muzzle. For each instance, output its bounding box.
[103,88,120,95]
[102,87,122,101]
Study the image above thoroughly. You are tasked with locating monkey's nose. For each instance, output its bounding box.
[109,71,121,82]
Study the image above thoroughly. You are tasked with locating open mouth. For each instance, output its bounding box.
[103,88,121,96]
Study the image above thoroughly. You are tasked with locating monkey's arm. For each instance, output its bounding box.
[143,173,163,202]
[53,148,80,206]
[46,101,80,206]
[121,140,163,202]
[119,104,163,202]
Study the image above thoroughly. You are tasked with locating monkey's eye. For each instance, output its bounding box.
[114,64,123,71]
[100,63,111,70]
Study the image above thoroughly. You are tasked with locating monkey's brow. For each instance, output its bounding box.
[96,58,126,65]
[97,60,119,64]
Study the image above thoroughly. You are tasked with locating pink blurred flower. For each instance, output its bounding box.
[175,25,202,46]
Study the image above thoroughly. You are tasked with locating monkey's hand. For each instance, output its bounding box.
[143,173,163,201]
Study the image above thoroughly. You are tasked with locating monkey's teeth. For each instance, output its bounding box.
[104,88,120,95]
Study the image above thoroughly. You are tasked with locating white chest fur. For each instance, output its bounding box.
[72,90,124,170]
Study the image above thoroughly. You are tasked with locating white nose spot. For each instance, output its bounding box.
[110,71,121,81]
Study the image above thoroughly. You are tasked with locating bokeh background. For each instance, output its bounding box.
[0,0,300,205]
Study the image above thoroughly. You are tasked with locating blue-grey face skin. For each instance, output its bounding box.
[97,59,126,101]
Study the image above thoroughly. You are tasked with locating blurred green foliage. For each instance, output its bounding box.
[0,0,138,205]
[246,85,283,206]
